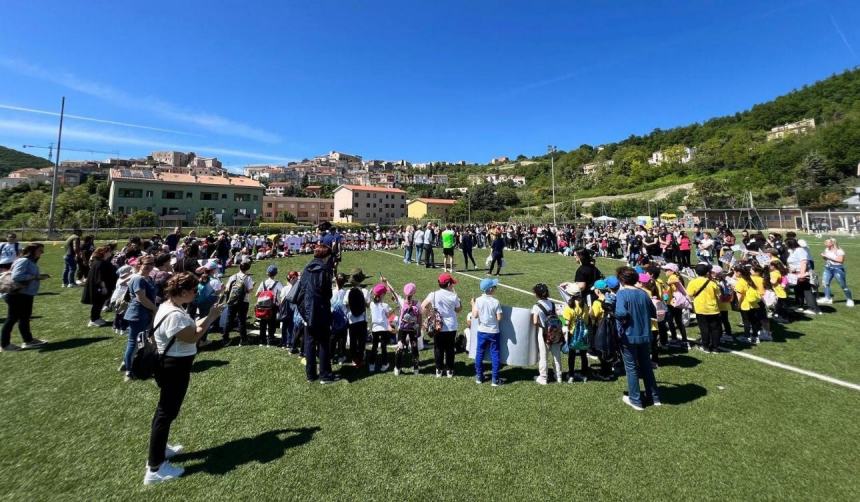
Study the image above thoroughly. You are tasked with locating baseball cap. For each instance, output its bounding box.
[638,273,652,284]
[594,279,608,291]
[480,278,499,292]
[661,263,679,273]
[267,265,278,275]
[711,265,723,274]
[372,283,387,297]
[634,266,645,274]
[438,272,457,286]
[403,283,417,296]
[605,276,620,289]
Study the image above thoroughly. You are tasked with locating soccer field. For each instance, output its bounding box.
[1,239,858,500]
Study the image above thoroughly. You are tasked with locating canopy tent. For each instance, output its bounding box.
[659,212,678,220]
[593,215,617,222]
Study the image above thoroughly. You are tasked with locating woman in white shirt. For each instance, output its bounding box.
[144,272,223,486]
[820,239,853,307]
[422,273,462,378]
[785,238,820,315]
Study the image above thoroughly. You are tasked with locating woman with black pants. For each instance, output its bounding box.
[460,230,477,270]
[1,244,49,352]
[82,246,117,327]
[144,272,223,485]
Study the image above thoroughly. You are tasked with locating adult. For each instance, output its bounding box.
[422,272,462,378]
[698,232,715,264]
[573,248,601,302]
[214,231,231,274]
[0,232,20,271]
[413,225,425,266]
[76,235,96,285]
[63,228,82,288]
[402,225,414,264]
[820,238,854,307]
[123,256,158,380]
[165,226,182,252]
[423,223,436,269]
[143,272,224,485]
[785,238,819,315]
[460,228,476,270]
[0,244,49,352]
[614,266,660,411]
[296,244,339,383]
[82,246,118,327]
[677,231,692,268]
[488,227,505,276]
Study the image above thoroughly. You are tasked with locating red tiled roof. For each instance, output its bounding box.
[416,198,457,205]
[110,169,263,188]
[338,184,406,194]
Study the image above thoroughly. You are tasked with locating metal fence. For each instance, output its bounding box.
[804,211,860,235]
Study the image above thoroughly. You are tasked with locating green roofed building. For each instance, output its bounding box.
[109,168,265,225]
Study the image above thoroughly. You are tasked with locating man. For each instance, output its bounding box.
[614,266,660,411]
[62,228,82,288]
[488,227,505,276]
[165,227,181,252]
[423,223,436,269]
[413,224,424,266]
[319,222,342,274]
[0,233,20,271]
[441,225,456,272]
[296,244,340,384]
[460,229,476,270]
[223,259,254,346]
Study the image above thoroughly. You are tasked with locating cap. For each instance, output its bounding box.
[638,273,652,284]
[563,282,581,296]
[205,259,219,270]
[605,276,620,289]
[661,263,679,273]
[695,263,712,276]
[593,279,608,291]
[797,239,808,248]
[403,283,417,296]
[480,278,499,292]
[266,265,278,275]
[438,272,457,286]
[711,265,723,274]
[372,283,387,297]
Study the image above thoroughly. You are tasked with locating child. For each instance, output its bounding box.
[710,266,734,342]
[532,283,564,385]
[768,259,790,323]
[559,283,590,382]
[733,264,762,345]
[110,265,134,335]
[223,259,254,346]
[473,278,504,386]
[661,263,690,349]
[346,269,371,368]
[278,271,300,352]
[750,264,774,341]
[255,265,283,347]
[687,263,722,353]
[394,282,422,376]
[590,279,614,380]
[637,273,662,368]
[330,273,350,363]
[369,283,392,372]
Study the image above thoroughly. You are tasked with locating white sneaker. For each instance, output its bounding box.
[435,369,443,378]
[21,339,47,349]
[393,367,400,376]
[847,299,855,307]
[622,395,644,411]
[819,298,833,305]
[801,309,817,316]
[534,376,548,385]
[369,364,376,372]
[165,444,184,459]
[143,461,184,485]
[380,364,389,372]
[759,332,773,342]
[446,370,454,378]
[88,320,105,328]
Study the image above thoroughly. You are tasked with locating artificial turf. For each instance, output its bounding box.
[0,240,858,500]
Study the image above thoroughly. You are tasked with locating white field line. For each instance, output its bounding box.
[374,249,860,392]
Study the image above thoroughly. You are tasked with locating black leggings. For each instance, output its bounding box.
[396,330,419,369]
[348,321,367,364]
[463,249,476,268]
[148,355,194,469]
[90,295,107,322]
[1,294,34,347]
[370,330,389,366]
[569,349,589,374]
[666,306,688,342]
[434,331,456,371]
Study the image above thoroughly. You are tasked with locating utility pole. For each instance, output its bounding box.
[548,145,557,226]
[47,97,66,236]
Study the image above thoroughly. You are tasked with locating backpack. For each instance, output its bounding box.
[0,270,25,295]
[592,312,619,361]
[423,292,444,337]
[347,287,366,317]
[398,299,420,332]
[568,317,590,351]
[255,282,278,319]
[763,289,778,308]
[536,302,564,345]
[129,312,178,381]
[331,289,348,331]
[277,287,294,321]
[653,297,668,322]
[224,275,247,307]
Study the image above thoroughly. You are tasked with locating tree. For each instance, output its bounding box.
[279,211,297,223]
[339,208,354,222]
[125,210,157,227]
[196,208,216,226]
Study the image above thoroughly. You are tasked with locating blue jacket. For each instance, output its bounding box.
[614,287,656,345]
[297,258,333,328]
[11,257,41,296]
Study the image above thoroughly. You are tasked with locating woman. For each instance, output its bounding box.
[0,244,49,352]
[422,272,462,378]
[75,235,96,285]
[82,246,118,327]
[820,239,854,307]
[122,256,158,380]
[573,248,601,302]
[144,272,224,485]
[677,232,692,268]
[786,238,820,315]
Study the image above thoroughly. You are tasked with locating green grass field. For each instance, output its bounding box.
[1,238,858,500]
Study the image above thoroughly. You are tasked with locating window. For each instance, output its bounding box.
[266,202,273,208]
[117,206,124,213]
[162,190,183,199]
[234,193,252,202]
[221,194,227,199]
[145,190,153,198]
[253,195,258,201]
[354,203,358,208]
[265,212,272,218]
[186,192,193,199]
[119,188,142,198]
[366,203,370,208]
[201,192,220,201]
[400,204,405,209]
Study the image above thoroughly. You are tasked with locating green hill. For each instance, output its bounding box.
[0,146,53,176]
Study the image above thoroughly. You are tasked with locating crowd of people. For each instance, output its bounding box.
[0,218,853,484]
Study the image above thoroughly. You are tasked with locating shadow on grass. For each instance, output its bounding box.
[37,292,60,296]
[191,359,230,373]
[656,382,707,405]
[38,336,110,352]
[657,354,702,368]
[175,427,320,476]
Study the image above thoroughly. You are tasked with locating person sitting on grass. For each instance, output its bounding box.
[472,277,504,386]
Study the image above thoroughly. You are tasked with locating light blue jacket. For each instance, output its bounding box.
[614,287,656,345]
[11,257,41,296]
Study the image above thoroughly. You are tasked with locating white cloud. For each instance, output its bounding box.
[0,57,282,144]
[830,15,857,60]
[0,103,201,136]
[0,118,297,163]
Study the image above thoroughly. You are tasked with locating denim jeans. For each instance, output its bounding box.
[403,245,413,263]
[63,254,77,286]
[475,331,501,383]
[415,245,424,265]
[620,342,659,407]
[126,317,151,373]
[823,265,853,300]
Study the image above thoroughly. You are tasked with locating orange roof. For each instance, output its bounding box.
[111,168,263,189]
[416,198,457,205]
[338,184,406,194]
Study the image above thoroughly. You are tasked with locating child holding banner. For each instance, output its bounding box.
[472,278,503,386]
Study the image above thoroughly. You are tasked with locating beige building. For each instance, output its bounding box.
[151,151,190,167]
[407,198,457,219]
[263,196,334,224]
[766,118,816,141]
[582,159,614,175]
[333,185,407,225]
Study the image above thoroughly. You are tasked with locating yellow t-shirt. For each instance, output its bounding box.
[751,275,766,295]
[687,277,720,315]
[734,277,760,311]
[562,303,586,326]
[770,270,787,299]
[590,299,604,323]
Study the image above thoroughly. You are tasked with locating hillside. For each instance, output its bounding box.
[0,146,53,176]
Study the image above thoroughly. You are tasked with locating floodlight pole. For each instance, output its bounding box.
[548,145,557,226]
[47,96,66,235]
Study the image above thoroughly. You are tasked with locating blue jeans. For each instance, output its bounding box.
[823,265,852,300]
[620,342,660,407]
[125,317,151,373]
[415,245,423,264]
[63,254,77,286]
[475,331,501,383]
[404,245,413,263]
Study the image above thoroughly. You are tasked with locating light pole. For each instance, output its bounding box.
[47,97,66,235]
[548,145,557,226]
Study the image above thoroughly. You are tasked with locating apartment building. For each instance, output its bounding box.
[766,118,816,141]
[407,198,458,219]
[262,196,334,224]
[333,185,407,225]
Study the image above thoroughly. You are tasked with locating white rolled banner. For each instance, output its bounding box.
[468,305,538,366]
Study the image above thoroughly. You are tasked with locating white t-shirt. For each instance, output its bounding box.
[414,230,424,246]
[370,301,391,332]
[0,242,18,265]
[227,272,254,302]
[154,304,196,357]
[474,294,502,333]
[256,278,283,303]
[424,288,461,332]
[787,248,808,271]
[823,248,845,267]
[348,287,371,324]
[530,299,556,328]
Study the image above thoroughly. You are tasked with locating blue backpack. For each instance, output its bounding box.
[569,318,590,351]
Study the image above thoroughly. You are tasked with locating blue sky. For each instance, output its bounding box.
[0,0,858,169]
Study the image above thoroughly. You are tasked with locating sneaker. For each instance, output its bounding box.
[124,372,134,382]
[143,461,184,485]
[750,337,759,345]
[475,377,483,385]
[847,299,855,308]
[369,363,376,372]
[394,367,401,376]
[697,345,708,353]
[380,364,389,372]
[819,297,833,305]
[118,363,126,372]
[319,376,342,385]
[0,343,21,352]
[567,376,576,384]
[21,339,47,349]
[491,378,505,387]
[652,400,663,407]
[534,376,548,385]
[165,444,184,459]
[300,357,307,366]
[435,369,443,378]
[759,332,773,342]
[87,320,105,328]
[622,395,645,411]
[446,370,454,378]
[801,309,817,316]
